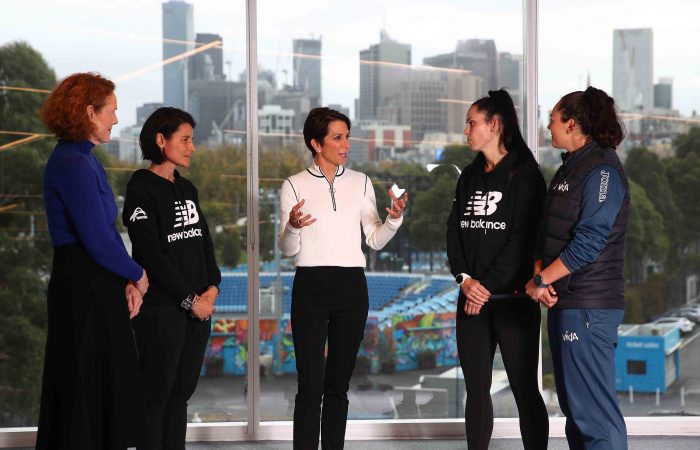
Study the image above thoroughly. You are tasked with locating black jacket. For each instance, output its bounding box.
[122,169,221,306]
[446,150,546,295]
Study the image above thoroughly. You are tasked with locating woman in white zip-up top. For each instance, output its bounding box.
[278,107,407,450]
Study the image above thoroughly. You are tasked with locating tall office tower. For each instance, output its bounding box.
[162,0,194,109]
[393,70,448,140]
[654,77,673,110]
[498,52,523,106]
[358,30,411,120]
[424,39,498,94]
[136,102,164,126]
[613,28,654,113]
[293,38,322,107]
[191,33,224,81]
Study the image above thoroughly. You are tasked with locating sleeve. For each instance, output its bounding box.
[446,175,469,277]
[361,175,402,250]
[480,165,547,292]
[195,187,221,289]
[277,179,302,257]
[61,156,143,281]
[123,186,194,302]
[559,164,625,272]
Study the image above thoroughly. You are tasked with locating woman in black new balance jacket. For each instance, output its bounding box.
[123,107,220,450]
[446,90,548,450]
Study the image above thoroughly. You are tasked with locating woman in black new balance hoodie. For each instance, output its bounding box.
[123,107,220,450]
[446,90,548,450]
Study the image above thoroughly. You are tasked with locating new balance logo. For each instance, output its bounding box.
[562,331,579,342]
[129,207,148,222]
[554,181,569,192]
[464,191,502,216]
[174,200,199,228]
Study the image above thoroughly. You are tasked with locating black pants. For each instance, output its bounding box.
[36,244,148,450]
[456,294,548,450]
[132,303,211,450]
[291,267,369,450]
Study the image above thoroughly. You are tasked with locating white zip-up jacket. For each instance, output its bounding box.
[278,164,403,267]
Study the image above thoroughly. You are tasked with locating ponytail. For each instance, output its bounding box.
[558,86,626,149]
[471,88,535,162]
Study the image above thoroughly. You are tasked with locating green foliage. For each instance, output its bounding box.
[625,181,669,283]
[624,274,667,324]
[672,126,700,159]
[664,151,700,246]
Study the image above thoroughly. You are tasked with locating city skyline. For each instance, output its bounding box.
[2,0,699,137]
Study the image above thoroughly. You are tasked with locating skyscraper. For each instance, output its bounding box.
[358,31,411,120]
[654,77,673,110]
[191,33,224,81]
[293,38,322,107]
[498,52,522,107]
[613,28,653,113]
[162,1,194,109]
[424,39,498,94]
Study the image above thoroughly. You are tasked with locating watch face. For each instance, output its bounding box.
[534,274,542,286]
[456,275,463,284]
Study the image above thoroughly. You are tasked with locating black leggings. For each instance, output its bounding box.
[291,266,369,450]
[456,294,548,450]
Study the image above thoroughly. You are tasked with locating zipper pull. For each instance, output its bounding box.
[585,321,590,329]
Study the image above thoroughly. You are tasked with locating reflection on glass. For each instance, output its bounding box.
[252,0,524,423]
[539,0,700,419]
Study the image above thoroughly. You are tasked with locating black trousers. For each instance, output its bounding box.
[132,303,211,450]
[456,294,549,450]
[291,266,369,450]
[36,244,148,450]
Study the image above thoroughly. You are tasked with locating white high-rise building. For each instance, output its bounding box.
[613,28,653,113]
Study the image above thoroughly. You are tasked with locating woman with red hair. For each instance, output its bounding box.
[37,72,149,449]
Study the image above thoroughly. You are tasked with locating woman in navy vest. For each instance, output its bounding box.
[526,86,629,450]
[447,89,548,449]
[37,72,149,449]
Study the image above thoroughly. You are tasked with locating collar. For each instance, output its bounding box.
[307,163,345,178]
[58,139,95,154]
[560,141,598,169]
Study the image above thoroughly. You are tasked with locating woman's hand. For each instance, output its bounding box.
[386,190,408,219]
[135,270,149,296]
[525,278,558,308]
[191,295,214,321]
[461,278,490,316]
[125,282,143,319]
[289,199,316,229]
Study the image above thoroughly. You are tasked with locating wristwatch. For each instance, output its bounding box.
[534,274,549,288]
[455,273,471,285]
[180,292,198,310]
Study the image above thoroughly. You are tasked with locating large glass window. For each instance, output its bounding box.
[539,0,700,418]
[256,0,526,422]
[0,0,248,427]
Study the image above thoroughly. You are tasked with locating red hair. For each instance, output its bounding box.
[41,72,115,141]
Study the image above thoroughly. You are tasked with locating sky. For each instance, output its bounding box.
[2,0,699,135]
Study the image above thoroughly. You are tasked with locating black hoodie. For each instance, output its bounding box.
[122,169,221,306]
[446,149,546,296]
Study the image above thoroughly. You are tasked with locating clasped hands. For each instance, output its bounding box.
[461,278,490,316]
[190,286,218,321]
[525,277,558,308]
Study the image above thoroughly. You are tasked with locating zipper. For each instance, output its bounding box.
[321,166,339,211]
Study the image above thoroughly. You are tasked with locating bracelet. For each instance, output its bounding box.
[180,293,198,310]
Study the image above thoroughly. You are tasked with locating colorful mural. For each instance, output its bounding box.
[203,311,458,376]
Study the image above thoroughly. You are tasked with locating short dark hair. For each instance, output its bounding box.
[303,107,351,157]
[557,86,626,149]
[139,107,196,163]
[471,88,534,162]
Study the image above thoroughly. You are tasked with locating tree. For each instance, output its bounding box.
[672,125,700,160]
[0,41,56,426]
[624,146,683,264]
[664,142,700,250]
[625,180,669,283]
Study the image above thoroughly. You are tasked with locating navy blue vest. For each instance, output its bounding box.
[541,142,630,309]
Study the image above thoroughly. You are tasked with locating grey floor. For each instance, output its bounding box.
[180,436,699,449]
[6,436,700,449]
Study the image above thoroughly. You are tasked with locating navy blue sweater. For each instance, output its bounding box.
[43,139,143,281]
